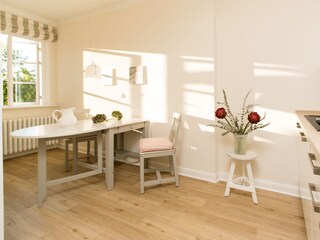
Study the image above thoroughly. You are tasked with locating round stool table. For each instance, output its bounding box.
[224,151,258,204]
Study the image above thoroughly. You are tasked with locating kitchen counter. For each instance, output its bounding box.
[296,110,320,240]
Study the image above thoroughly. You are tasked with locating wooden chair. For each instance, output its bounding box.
[139,112,181,193]
[65,109,97,173]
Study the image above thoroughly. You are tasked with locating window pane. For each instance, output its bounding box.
[13,83,36,103]
[2,66,8,106]
[13,63,36,83]
[2,78,8,106]
[1,34,8,105]
[12,36,37,63]
[1,33,42,106]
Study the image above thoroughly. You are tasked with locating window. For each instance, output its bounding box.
[1,33,43,107]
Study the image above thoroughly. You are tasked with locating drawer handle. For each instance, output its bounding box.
[309,183,320,213]
[308,153,320,175]
[300,132,307,142]
[131,128,143,134]
[296,122,301,129]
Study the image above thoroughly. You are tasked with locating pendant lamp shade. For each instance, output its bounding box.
[85,61,102,79]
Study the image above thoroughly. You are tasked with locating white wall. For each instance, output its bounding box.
[57,0,216,179]
[56,0,320,195]
[215,0,320,194]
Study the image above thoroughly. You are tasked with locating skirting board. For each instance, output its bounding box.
[59,143,300,198]
[178,166,219,183]
[178,167,300,198]
[219,172,300,197]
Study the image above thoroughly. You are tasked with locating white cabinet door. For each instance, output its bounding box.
[313,212,320,240]
[297,123,314,240]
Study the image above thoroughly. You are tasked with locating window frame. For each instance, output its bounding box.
[1,33,45,108]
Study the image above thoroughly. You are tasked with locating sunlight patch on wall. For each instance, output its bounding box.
[198,123,215,133]
[186,145,198,151]
[183,83,214,120]
[253,135,275,144]
[254,106,297,137]
[253,62,306,77]
[139,53,168,123]
[83,49,167,122]
[180,55,214,73]
[254,91,263,101]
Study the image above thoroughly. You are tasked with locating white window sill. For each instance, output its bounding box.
[2,104,58,110]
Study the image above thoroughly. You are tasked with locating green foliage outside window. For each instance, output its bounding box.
[2,41,37,106]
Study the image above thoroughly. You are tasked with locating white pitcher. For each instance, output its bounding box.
[52,107,77,127]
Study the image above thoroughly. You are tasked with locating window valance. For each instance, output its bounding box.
[0,11,57,42]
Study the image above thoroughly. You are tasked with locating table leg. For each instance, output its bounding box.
[38,138,47,207]
[97,132,102,172]
[73,137,77,174]
[143,122,150,169]
[105,129,114,190]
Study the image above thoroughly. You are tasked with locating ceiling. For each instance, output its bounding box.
[1,0,145,24]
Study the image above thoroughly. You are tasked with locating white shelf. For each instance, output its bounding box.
[115,150,140,165]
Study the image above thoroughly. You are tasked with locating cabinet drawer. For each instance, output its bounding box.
[313,211,320,240]
[309,153,320,176]
[117,122,145,134]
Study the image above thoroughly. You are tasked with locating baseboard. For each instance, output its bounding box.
[254,179,300,197]
[178,167,300,198]
[58,144,301,198]
[4,144,58,160]
[218,171,300,197]
[178,166,219,183]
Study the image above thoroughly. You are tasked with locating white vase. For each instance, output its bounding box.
[233,134,247,155]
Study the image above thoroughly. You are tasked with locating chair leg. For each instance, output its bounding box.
[169,157,174,176]
[140,156,145,194]
[155,170,161,181]
[171,155,179,187]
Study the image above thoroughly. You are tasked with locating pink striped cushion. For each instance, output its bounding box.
[139,137,173,153]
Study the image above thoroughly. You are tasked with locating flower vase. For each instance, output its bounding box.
[233,134,247,155]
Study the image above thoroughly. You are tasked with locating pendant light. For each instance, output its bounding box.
[85,9,102,80]
[85,61,102,79]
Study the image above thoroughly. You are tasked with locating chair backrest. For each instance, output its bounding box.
[169,112,182,147]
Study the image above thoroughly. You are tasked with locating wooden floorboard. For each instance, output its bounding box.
[4,148,307,240]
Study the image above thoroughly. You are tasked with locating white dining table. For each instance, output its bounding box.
[10,118,149,207]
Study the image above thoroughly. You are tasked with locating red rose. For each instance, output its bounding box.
[248,112,260,124]
[215,107,227,119]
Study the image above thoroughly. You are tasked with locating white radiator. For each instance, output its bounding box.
[2,115,58,159]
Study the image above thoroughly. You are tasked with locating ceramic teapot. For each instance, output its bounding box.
[52,107,77,127]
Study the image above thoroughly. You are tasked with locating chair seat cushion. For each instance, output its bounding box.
[139,137,173,153]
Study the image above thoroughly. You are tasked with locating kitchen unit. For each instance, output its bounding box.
[296,110,320,240]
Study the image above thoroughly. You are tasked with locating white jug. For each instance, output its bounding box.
[52,107,77,127]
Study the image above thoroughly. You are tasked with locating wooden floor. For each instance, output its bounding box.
[4,149,307,240]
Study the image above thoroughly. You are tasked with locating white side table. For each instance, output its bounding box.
[224,151,258,204]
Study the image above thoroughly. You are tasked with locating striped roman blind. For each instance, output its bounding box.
[0,11,57,42]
